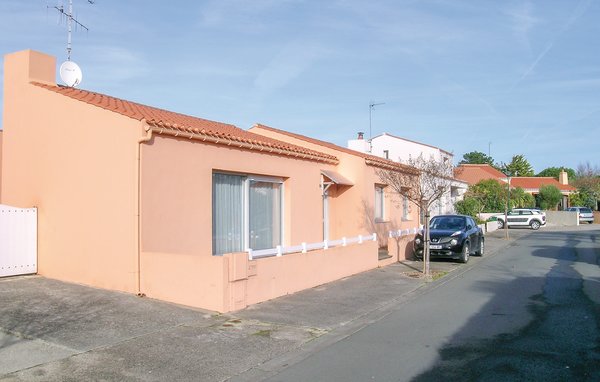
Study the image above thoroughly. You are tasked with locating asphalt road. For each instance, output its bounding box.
[263,227,600,382]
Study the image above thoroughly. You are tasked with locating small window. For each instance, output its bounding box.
[375,186,385,221]
[402,195,410,220]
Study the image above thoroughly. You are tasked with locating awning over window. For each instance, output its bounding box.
[321,170,354,186]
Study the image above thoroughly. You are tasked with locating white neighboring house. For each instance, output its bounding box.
[348,132,468,217]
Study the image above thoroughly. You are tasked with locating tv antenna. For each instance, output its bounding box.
[51,0,94,87]
[368,101,385,152]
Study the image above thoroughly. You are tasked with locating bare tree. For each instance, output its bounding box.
[377,153,455,277]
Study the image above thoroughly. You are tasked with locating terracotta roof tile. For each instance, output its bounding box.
[454,164,507,184]
[510,177,576,192]
[31,82,338,164]
[253,124,418,174]
[454,165,576,192]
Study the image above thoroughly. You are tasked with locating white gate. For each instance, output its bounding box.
[0,204,37,277]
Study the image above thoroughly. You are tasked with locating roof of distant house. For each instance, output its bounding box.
[253,124,418,174]
[454,164,507,185]
[372,132,453,156]
[31,82,338,164]
[454,164,577,192]
[510,177,576,192]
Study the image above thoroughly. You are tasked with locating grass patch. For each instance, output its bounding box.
[253,329,272,337]
[403,270,448,280]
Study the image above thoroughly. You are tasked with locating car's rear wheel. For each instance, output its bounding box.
[497,219,505,229]
[589,221,594,224]
[476,238,484,256]
[530,220,541,230]
[460,242,469,263]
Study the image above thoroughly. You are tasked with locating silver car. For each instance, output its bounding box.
[567,207,594,224]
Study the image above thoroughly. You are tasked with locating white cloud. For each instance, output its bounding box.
[504,2,539,49]
[198,0,297,28]
[80,46,150,84]
[510,0,593,89]
[254,40,327,94]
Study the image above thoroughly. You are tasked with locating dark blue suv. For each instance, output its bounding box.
[413,215,484,263]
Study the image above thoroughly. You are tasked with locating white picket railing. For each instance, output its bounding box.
[0,205,37,277]
[248,233,377,260]
[388,227,421,238]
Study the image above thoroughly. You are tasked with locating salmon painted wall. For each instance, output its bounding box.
[0,130,3,198]
[244,242,378,307]
[1,50,140,292]
[250,125,420,262]
[139,134,341,310]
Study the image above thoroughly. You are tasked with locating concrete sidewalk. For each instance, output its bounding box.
[0,229,516,382]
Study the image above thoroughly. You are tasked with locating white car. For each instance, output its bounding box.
[496,208,546,230]
[566,206,594,224]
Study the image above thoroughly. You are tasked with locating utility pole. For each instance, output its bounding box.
[504,175,511,240]
[368,102,385,153]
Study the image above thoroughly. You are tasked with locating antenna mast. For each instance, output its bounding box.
[368,101,385,153]
[52,0,93,61]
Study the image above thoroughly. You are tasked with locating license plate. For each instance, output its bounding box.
[430,244,442,249]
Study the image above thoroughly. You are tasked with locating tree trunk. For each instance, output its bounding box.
[423,209,431,277]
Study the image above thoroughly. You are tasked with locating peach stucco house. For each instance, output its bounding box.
[1,50,419,312]
[250,124,421,261]
[0,129,3,196]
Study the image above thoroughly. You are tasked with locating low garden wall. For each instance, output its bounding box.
[544,211,579,226]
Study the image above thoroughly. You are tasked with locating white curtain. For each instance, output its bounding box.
[212,173,244,255]
[375,187,384,220]
[249,181,281,250]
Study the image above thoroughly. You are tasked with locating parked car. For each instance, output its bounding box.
[413,215,484,264]
[496,208,546,230]
[566,206,594,224]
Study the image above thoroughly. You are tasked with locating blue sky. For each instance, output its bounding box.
[1,0,599,173]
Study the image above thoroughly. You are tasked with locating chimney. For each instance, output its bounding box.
[357,132,364,140]
[4,50,56,87]
[559,170,569,185]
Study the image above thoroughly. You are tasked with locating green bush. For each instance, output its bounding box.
[455,197,480,217]
[538,184,563,210]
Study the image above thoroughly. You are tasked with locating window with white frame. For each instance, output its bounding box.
[375,185,385,221]
[402,195,410,220]
[212,172,283,255]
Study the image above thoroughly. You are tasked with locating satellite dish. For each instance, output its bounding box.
[59,61,83,87]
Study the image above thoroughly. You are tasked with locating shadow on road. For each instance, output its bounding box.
[412,229,600,381]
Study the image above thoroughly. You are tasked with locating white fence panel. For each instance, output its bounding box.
[0,205,37,277]
[247,233,378,260]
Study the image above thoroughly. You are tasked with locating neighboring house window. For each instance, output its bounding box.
[375,186,385,221]
[402,195,410,220]
[212,173,282,255]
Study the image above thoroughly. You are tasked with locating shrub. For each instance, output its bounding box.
[538,185,563,210]
[455,197,480,217]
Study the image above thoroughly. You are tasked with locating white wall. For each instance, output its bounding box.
[371,134,450,164]
[348,133,467,216]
